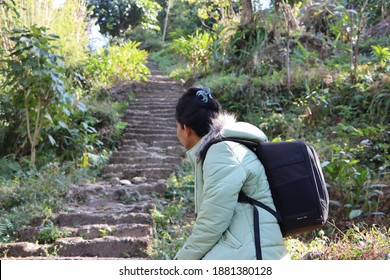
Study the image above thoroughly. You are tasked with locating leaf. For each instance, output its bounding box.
[349,209,363,219]
[369,183,388,188]
[48,134,57,146]
[77,101,87,112]
[334,5,346,11]
[80,154,89,168]
[62,107,71,116]
[58,121,68,129]
[45,113,53,122]
[371,212,385,216]
[372,190,384,196]
[346,9,357,15]
[329,200,343,208]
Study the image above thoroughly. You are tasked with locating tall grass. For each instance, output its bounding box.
[0,0,89,66]
[0,162,97,243]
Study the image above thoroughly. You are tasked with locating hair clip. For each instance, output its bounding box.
[196,88,212,103]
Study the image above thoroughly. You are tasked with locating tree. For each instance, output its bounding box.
[88,0,162,37]
[241,0,253,27]
[270,0,299,38]
[162,0,174,41]
[3,26,69,168]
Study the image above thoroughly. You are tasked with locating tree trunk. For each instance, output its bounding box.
[162,0,174,42]
[286,22,291,91]
[241,0,254,27]
[30,143,36,168]
[353,0,369,80]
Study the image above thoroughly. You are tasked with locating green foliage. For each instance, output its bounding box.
[0,218,14,243]
[126,27,164,52]
[0,0,89,67]
[228,25,267,69]
[196,72,253,114]
[371,45,390,69]
[88,0,162,37]
[286,224,390,260]
[49,0,89,66]
[286,230,329,260]
[149,161,195,260]
[170,30,214,74]
[0,155,23,180]
[2,25,71,167]
[36,220,70,244]
[0,162,95,242]
[323,139,388,220]
[82,41,150,89]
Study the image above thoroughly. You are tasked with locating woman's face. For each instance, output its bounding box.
[176,120,200,150]
[176,120,188,149]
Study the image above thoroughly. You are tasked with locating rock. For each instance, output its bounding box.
[132,176,147,184]
[0,242,47,257]
[119,179,132,186]
[110,177,121,186]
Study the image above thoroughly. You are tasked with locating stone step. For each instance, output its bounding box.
[124,119,176,128]
[126,122,176,129]
[14,223,152,242]
[110,155,182,165]
[123,167,176,180]
[54,236,150,258]
[126,104,175,110]
[54,212,151,228]
[123,127,176,135]
[116,147,180,157]
[111,150,152,158]
[134,88,179,93]
[149,140,182,149]
[65,223,152,239]
[116,144,184,157]
[132,97,179,103]
[123,133,177,143]
[102,166,176,180]
[127,104,176,110]
[125,106,174,112]
[0,235,151,258]
[125,111,175,119]
[130,101,174,107]
[0,242,50,258]
[64,200,157,214]
[124,113,174,120]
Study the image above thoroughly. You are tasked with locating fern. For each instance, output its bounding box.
[0,218,14,243]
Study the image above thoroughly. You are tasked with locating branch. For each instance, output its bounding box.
[24,94,33,145]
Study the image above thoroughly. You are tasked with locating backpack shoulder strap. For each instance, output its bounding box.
[199,137,258,162]
[238,190,281,223]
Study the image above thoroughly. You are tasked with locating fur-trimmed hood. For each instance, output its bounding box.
[196,111,268,159]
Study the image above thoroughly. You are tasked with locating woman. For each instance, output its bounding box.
[174,86,289,260]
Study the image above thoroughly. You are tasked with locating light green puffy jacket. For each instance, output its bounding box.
[174,113,289,260]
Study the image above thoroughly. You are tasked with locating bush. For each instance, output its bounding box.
[0,162,96,242]
[82,41,150,90]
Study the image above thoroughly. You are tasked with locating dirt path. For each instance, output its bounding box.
[0,61,185,259]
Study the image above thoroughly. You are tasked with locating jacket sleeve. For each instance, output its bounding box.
[174,142,247,260]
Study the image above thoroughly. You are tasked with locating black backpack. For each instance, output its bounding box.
[203,138,329,260]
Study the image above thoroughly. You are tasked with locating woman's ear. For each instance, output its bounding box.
[183,124,192,137]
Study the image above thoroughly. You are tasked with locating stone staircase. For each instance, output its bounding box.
[0,61,185,259]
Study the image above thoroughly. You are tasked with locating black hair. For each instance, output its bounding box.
[175,86,220,137]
